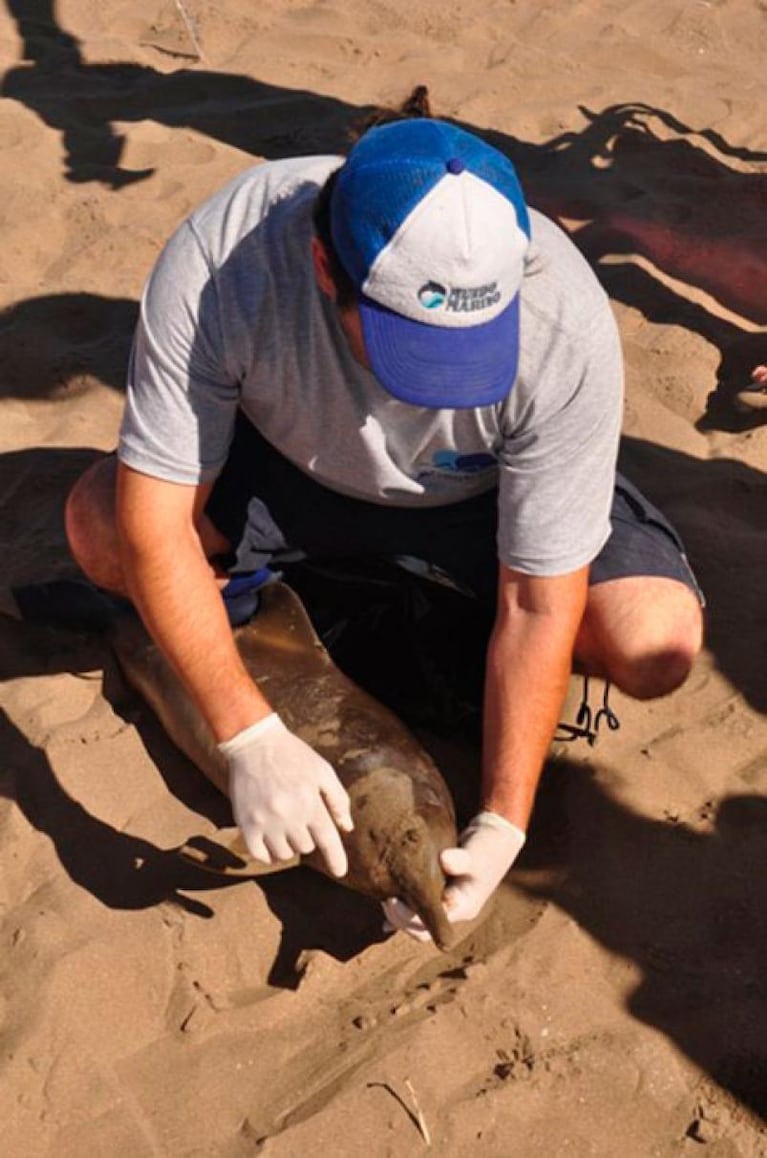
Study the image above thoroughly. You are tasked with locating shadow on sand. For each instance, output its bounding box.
[2,4,765,426]
[0,436,765,1105]
[1,0,766,1119]
[520,765,767,1122]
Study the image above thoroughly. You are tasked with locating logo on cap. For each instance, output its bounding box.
[418,281,447,310]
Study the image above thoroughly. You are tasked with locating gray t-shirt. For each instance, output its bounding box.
[119,155,623,576]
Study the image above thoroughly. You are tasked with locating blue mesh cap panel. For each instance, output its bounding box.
[456,129,531,238]
[331,119,530,286]
[331,122,448,284]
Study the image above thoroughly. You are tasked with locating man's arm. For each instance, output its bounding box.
[116,463,353,874]
[482,561,589,830]
[383,562,588,938]
[116,463,270,740]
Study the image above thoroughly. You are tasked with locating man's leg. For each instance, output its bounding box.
[574,475,704,700]
[64,455,230,594]
[575,575,703,699]
[67,434,704,706]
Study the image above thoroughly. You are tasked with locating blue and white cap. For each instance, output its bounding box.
[330,119,531,408]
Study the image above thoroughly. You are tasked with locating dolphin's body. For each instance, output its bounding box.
[110,580,458,948]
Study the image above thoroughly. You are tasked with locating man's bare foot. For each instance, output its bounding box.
[734,365,767,412]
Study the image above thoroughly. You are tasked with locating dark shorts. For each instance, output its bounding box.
[206,413,703,610]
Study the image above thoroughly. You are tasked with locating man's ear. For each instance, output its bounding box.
[311,236,337,300]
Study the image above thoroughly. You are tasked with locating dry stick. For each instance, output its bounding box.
[404,1079,432,1147]
[174,0,207,63]
[368,1081,432,1147]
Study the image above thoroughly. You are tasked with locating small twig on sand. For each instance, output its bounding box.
[174,0,207,63]
[368,1080,432,1146]
[404,1079,432,1147]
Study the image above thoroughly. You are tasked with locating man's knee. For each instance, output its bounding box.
[611,634,699,700]
[65,455,122,590]
[580,577,704,701]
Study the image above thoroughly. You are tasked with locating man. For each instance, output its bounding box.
[65,106,704,942]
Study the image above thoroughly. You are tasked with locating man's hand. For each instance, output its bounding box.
[219,713,354,878]
[382,811,526,942]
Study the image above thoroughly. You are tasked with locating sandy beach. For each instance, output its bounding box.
[1,1,766,1154]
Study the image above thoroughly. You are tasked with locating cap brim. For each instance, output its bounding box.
[359,294,520,409]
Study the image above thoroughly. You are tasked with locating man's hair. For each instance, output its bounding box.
[312,86,434,309]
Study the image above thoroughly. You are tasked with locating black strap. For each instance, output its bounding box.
[554,675,621,747]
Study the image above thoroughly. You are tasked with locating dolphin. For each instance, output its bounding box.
[109,580,458,949]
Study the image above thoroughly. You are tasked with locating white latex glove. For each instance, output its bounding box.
[382,810,526,942]
[219,712,353,878]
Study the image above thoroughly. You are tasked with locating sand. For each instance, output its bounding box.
[1,1,766,1154]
